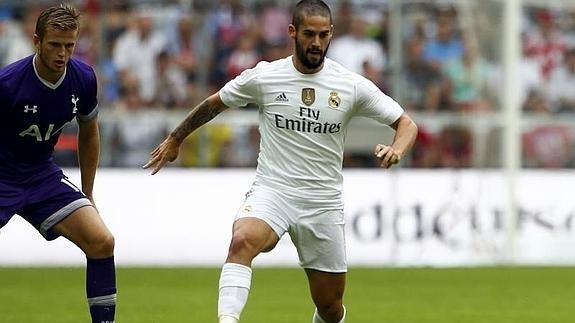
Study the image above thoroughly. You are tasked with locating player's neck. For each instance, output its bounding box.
[33,55,65,84]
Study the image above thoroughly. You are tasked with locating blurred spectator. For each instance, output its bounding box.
[523,89,551,114]
[204,0,255,89]
[561,9,575,48]
[225,33,260,80]
[520,40,548,113]
[442,37,493,112]
[328,14,386,77]
[423,7,463,71]
[102,2,128,46]
[113,77,143,111]
[153,50,189,109]
[257,1,291,62]
[96,3,128,106]
[486,31,550,113]
[259,1,290,48]
[74,11,100,65]
[545,48,575,113]
[109,108,170,167]
[113,7,167,106]
[409,126,439,168]
[437,125,473,168]
[333,0,353,37]
[98,41,121,107]
[375,9,390,57]
[403,9,430,42]
[261,40,291,62]
[523,9,567,81]
[401,37,442,113]
[0,0,571,170]
[167,15,200,104]
[0,8,17,66]
[4,7,37,65]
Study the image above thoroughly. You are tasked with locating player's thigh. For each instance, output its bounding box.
[305,268,346,306]
[18,171,93,240]
[53,205,113,253]
[234,188,291,253]
[290,209,347,272]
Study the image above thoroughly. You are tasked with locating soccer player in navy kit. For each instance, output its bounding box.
[0,5,116,323]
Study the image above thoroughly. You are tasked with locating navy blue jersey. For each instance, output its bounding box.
[0,55,98,182]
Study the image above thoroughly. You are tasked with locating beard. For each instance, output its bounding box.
[295,36,330,70]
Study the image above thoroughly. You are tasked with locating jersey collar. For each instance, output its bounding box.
[33,55,67,89]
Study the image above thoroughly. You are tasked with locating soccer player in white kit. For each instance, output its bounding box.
[144,0,418,322]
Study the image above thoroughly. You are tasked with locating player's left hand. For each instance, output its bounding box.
[143,136,180,175]
[374,144,401,168]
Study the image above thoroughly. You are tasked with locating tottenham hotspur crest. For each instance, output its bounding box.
[71,94,79,113]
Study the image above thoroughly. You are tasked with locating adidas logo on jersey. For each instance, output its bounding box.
[275,92,289,102]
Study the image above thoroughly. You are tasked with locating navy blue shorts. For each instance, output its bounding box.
[0,170,92,240]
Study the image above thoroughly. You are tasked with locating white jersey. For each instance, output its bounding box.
[219,56,403,205]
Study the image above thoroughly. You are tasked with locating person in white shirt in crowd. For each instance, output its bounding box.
[328,13,386,77]
[112,7,167,106]
[545,48,575,113]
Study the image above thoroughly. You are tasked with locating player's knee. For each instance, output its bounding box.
[85,232,115,258]
[227,231,260,259]
[101,233,115,254]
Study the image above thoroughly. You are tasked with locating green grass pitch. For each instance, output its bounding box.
[0,266,574,322]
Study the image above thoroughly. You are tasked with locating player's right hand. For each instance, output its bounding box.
[374,143,401,168]
[143,136,180,175]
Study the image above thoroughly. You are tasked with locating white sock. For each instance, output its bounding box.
[312,309,328,323]
[339,306,346,323]
[218,263,252,322]
[219,315,239,323]
[312,305,346,323]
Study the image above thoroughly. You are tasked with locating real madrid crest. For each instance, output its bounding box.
[328,91,341,108]
[302,88,315,106]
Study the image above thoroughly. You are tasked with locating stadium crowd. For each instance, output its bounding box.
[1,0,575,168]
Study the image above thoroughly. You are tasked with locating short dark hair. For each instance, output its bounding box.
[35,3,80,40]
[292,0,332,29]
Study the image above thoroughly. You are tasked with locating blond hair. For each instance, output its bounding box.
[35,3,80,39]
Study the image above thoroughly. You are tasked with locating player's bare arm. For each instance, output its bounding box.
[375,113,418,168]
[144,93,229,174]
[77,116,100,204]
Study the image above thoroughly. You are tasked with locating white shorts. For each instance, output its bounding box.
[235,187,347,273]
